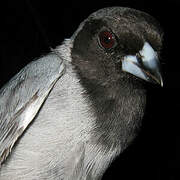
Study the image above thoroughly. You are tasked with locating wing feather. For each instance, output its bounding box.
[0,53,65,165]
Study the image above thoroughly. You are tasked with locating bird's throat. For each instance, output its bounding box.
[79,76,146,152]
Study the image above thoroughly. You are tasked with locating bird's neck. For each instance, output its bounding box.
[79,77,146,153]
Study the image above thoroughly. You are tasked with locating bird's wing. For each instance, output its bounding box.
[0,53,65,166]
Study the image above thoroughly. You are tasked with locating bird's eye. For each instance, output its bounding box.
[98,30,116,50]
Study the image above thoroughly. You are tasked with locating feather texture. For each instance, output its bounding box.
[0,52,65,165]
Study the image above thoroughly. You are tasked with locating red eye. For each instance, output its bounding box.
[98,31,116,49]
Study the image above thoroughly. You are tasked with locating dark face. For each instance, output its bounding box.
[69,7,164,152]
[71,8,163,89]
[70,8,163,150]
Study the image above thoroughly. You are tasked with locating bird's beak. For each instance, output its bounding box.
[122,42,163,86]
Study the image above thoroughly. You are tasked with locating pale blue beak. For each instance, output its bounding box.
[122,42,163,86]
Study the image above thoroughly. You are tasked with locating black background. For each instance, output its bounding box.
[0,0,179,179]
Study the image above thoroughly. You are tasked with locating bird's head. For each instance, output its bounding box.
[71,7,163,88]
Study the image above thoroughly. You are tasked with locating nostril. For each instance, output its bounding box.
[136,52,144,66]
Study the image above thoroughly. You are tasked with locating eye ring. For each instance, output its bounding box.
[98,30,117,50]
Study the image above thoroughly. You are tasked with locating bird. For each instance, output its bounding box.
[0,7,163,180]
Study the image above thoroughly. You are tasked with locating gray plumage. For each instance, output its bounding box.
[0,7,163,180]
